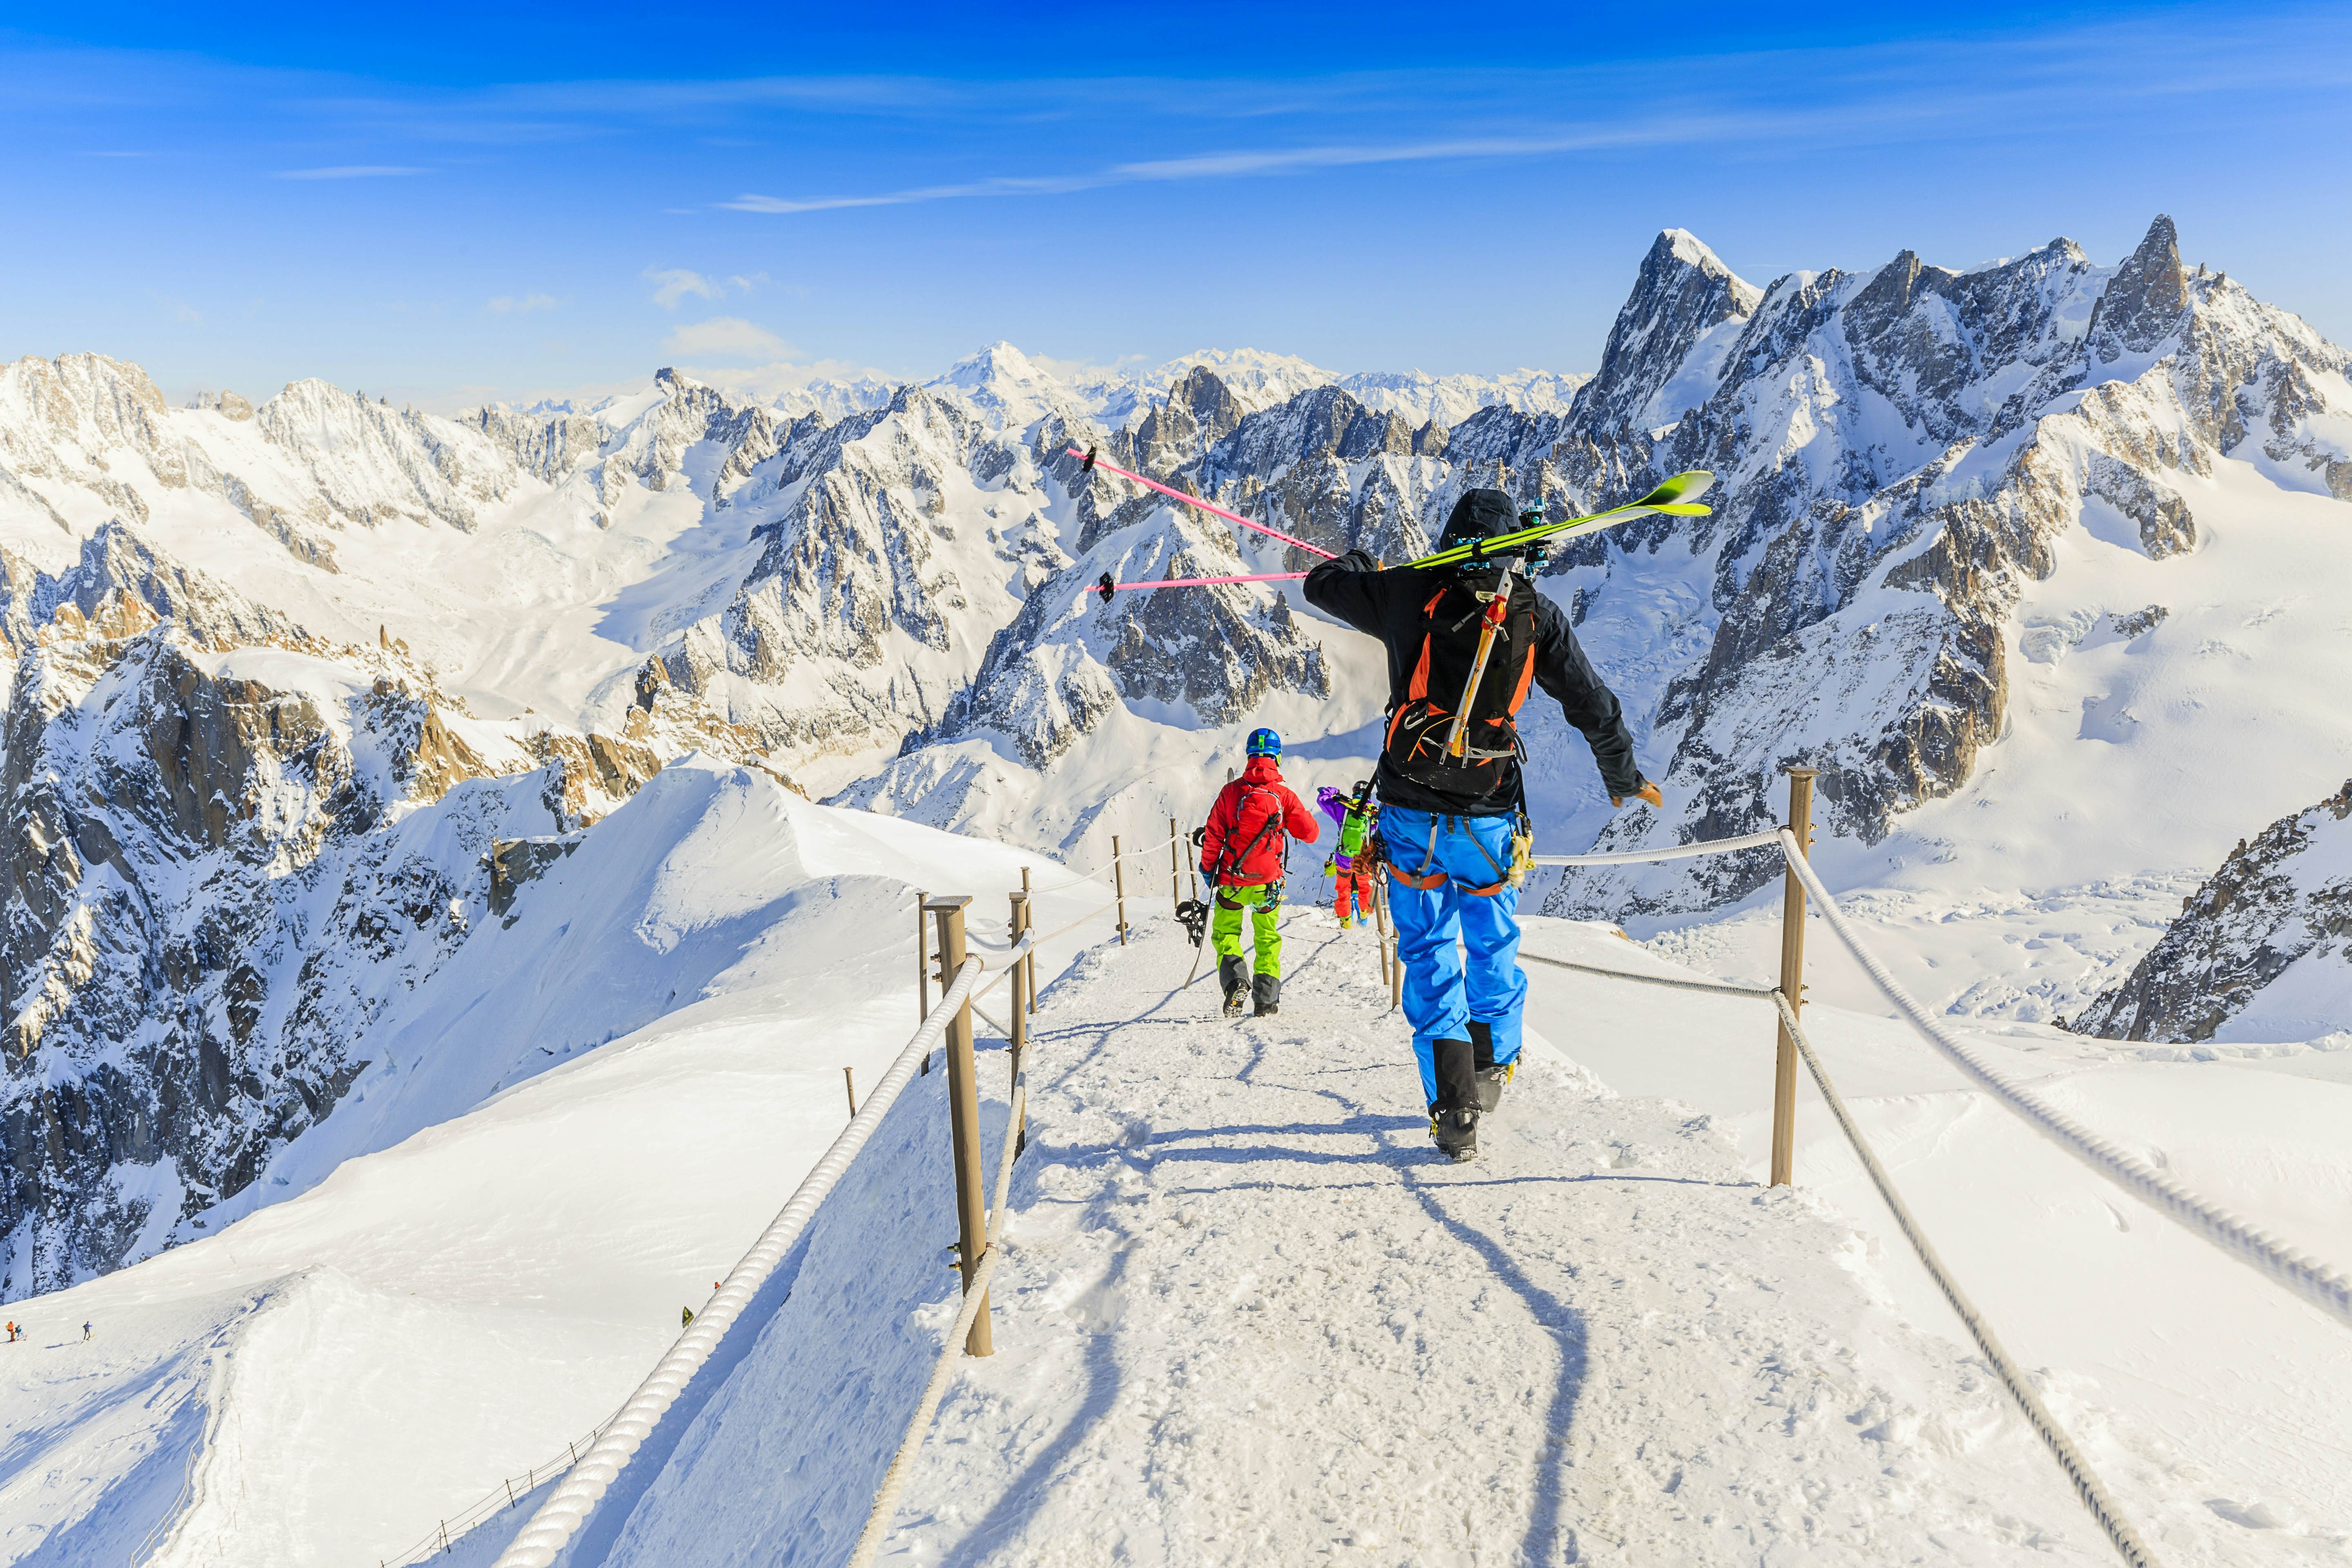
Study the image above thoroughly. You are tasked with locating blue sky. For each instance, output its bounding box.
[2,1,2347,410]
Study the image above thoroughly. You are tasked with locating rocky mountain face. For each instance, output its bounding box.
[0,527,663,1294]
[1530,216,2352,917]
[3,216,2347,1287]
[2074,780,2352,1042]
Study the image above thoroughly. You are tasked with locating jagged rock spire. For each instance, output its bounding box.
[1573,229,1762,439]
[2091,214,2190,358]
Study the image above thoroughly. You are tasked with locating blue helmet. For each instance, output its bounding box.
[1245,727,1281,758]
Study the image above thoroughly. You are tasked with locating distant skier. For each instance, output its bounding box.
[4,1321,15,1343]
[1198,729,1319,1018]
[682,1305,695,1328]
[1315,782,1379,929]
[1305,489,1661,1162]
[82,1321,91,1341]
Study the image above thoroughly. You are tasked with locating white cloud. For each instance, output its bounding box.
[274,165,428,180]
[488,293,559,314]
[646,267,719,308]
[645,267,774,309]
[660,317,796,361]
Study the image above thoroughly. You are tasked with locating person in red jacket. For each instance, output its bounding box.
[1200,728,1321,1018]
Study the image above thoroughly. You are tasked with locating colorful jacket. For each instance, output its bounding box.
[1201,757,1318,887]
[1315,786,1376,872]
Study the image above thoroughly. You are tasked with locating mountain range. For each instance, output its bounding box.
[2,214,2350,1291]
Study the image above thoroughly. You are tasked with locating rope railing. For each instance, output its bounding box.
[846,1016,1032,1566]
[490,956,989,1568]
[1528,826,1784,865]
[382,1425,608,1566]
[454,793,2344,1568]
[1770,991,2165,1567]
[1777,829,2352,1333]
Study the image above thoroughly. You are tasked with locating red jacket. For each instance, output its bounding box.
[1200,757,1319,888]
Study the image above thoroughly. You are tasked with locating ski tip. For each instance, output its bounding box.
[1082,445,1099,473]
[1096,571,1116,605]
[1638,469,1715,507]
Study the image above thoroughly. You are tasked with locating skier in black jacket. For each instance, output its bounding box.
[1304,488,1662,1160]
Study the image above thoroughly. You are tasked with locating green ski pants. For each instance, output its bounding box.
[1210,884,1283,976]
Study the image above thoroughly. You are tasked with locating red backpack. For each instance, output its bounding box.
[1381,570,1538,800]
[1206,780,1293,886]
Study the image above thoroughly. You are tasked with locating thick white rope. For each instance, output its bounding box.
[1518,949,1776,1000]
[846,1055,1031,1566]
[1772,993,2162,1566]
[1778,830,2352,1332]
[491,958,988,1568]
[1529,826,1783,866]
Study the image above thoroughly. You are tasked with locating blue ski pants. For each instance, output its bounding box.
[1379,806,1526,1105]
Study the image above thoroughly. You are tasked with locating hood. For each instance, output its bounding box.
[1241,755,1285,784]
[1438,488,1517,550]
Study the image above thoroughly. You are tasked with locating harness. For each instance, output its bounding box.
[1381,801,1535,899]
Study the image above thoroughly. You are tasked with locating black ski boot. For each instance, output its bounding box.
[1429,1038,1480,1161]
[1252,972,1281,1018]
[1430,1105,1479,1163]
[1470,1020,1512,1113]
[1218,956,1248,1018]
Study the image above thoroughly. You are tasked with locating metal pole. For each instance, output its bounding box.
[928,896,992,1355]
[1771,768,1818,1188]
[843,1066,857,1119]
[1009,890,1029,1156]
[915,889,930,1023]
[1020,867,1035,1015]
[1111,834,1129,946]
[1168,816,1181,913]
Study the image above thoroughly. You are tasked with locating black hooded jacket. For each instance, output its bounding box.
[1302,489,1644,815]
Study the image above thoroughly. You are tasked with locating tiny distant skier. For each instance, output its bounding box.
[1306,488,1661,1162]
[3,1321,14,1343]
[1315,781,1379,929]
[82,1321,91,1341]
[681,1305,695,1328]
[1198,729,1319,1019]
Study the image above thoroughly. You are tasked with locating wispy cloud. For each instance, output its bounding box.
[488,293,559,314]
[645,267,770,308]
[274,164,428,180]
[646,267,717,308]
[661,317,796,360]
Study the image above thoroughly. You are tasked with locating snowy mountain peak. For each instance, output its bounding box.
[1575,227,1762,438]
[2090,212,2190,359]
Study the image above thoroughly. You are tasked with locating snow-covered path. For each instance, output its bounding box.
[595,912,2122,1566]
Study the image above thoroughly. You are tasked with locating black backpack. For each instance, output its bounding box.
[1381,569,1538,800]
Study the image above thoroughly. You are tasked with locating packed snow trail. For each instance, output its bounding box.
[576,914,2122,1566]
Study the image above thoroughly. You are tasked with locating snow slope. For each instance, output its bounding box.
[502,914,2318,1567]
[0,763,1120,1566]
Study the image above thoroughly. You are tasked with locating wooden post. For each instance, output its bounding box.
[927,895,993,1355]
[1771,768,1818,1188]
[1373,879,1392,1011]
[1372,872,1393,990]
[915,889,930,1023]
[1019,867,1035,1014]
[1111,834,1129,946]
[1009,890,1030,1154]
[842,1066,857,1119]
[1168,816,1181,913]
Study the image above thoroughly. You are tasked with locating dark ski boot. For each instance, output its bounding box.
[1470,1020,1512,1113]
[1252,972,1281,1018]
[1430,1105,1479,1162]
[1429,1038,1480,1160]
[1218,956,1248,1018]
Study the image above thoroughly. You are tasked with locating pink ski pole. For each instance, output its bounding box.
[1071,446,1338,561]
[1088,570,1307,605]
